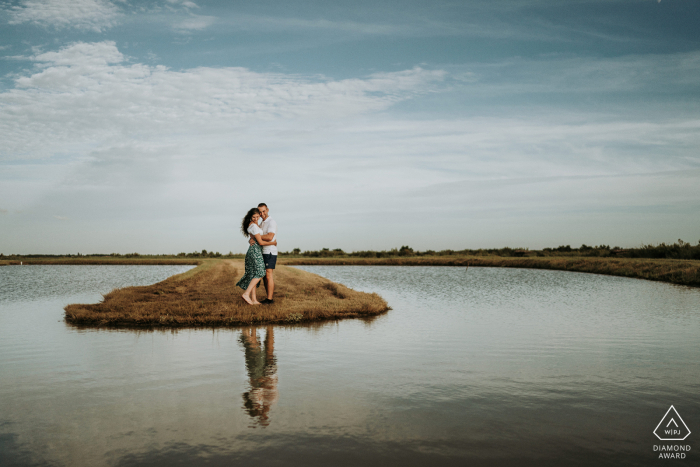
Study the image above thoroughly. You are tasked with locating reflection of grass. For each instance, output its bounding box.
[281,256,700,287]
[64,260,389,327]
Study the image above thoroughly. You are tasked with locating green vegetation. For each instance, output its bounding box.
[278,239,700,260]
[176,250,230,258]
[4,239,699,263]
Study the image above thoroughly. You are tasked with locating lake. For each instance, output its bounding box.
[1,264,698,466]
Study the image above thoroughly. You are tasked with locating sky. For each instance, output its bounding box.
[0,0,699,254]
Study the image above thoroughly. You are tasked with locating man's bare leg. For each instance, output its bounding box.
[264,269,275,300]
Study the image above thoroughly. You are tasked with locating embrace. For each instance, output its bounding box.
[236,203,278,305]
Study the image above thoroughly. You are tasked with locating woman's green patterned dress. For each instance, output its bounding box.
[237,240,266,290]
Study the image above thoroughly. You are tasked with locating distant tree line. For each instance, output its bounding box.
[176,250,224,258]
[277,239,700,260]
[3,240,699,260]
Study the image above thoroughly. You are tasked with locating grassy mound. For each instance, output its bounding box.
[64,259,389,327]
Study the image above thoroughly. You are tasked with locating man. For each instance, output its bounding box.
[250,203,277,304]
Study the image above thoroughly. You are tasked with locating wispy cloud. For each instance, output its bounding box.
[211,13,557,42]
[4,0,122,32]
[225,14,414,36]
[173,14,216,32]
[202,1,656,44]
[459,51,700,95]
[165,0,199,9]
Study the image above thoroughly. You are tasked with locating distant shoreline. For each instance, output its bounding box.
[0,256,205,266]
[282,256,700,288]
[3,255,699,288]
[0,258,202,266]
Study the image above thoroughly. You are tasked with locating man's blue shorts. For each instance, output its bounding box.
[262,253,277,270]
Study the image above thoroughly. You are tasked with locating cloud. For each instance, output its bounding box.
[206,3,650,43]
[53,215,68,220]
[5,0,122,32]
[222,14,414,36]
[173,14,216,32]
[166,0,199,8]
[437,50,700,103]
[0,41,446,160]
[28,40,125,66]
[0,208,7,214]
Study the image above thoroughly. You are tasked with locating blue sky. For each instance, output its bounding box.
[1,0,699,254]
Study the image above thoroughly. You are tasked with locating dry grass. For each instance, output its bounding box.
[64,259,389,328]
[280,256,700,287]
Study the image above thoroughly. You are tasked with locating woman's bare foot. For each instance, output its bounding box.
[242,294,254,305]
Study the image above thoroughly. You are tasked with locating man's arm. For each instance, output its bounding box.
[261,220,277,242]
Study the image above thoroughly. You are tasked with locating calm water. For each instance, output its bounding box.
[1,265,698,466]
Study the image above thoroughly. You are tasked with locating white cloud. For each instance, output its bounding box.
[0,41,445,159]
[5,0,121,32]
[29,40,125,67]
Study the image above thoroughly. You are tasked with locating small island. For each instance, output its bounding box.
[64,260,390,327]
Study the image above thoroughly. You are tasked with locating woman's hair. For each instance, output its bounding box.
[241,207,261,237]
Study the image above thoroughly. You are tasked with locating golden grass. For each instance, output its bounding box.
[280,256,700,287]
[64,259,389,327]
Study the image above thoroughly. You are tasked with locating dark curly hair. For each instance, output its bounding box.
[241,207,261,237]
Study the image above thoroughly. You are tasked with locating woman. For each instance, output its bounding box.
[236,207,277,305]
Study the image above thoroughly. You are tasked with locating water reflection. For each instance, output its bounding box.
[2,265,700,466]
[239,326,278,427]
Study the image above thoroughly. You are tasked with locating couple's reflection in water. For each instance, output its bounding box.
[238,317,380,427]
[239,326,278,427]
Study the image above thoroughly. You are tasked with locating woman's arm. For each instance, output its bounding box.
[253,233,277,246]
[250,232,274,246]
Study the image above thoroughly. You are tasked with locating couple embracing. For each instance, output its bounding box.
[236,203,278,305]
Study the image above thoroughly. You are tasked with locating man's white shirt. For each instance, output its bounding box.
[261,216,278,255]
